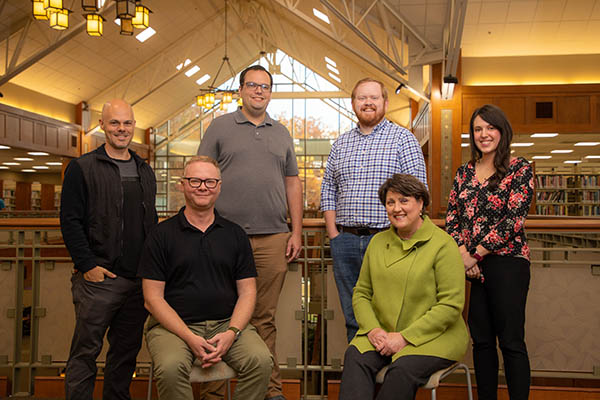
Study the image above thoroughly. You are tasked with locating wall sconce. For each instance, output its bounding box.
[132,4,151,29]
[86,13,105,36]
[116,0,135,19]
[49,8,70,30]
[442,75,458,100]
[395,83,430,103]
[119,17,134,35]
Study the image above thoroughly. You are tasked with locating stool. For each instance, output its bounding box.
[147,359,237,400]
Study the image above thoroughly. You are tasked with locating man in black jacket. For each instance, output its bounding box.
[60,99,157,400]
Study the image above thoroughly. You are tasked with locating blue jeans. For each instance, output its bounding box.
[330,232,375,343]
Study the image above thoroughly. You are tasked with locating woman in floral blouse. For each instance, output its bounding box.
[446,104,534,400]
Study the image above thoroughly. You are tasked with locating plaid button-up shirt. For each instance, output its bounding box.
[320,119,427,228]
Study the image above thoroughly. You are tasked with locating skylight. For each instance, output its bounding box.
[136,27,156,43]
[313,8,330,24]
[185,65,201,77]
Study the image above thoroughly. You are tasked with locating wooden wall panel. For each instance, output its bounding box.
[46,126,58,147]
[34,122,46,145]
[21,118,34,143]
[0,113,5,138]
[494,97,526,125]
[5,114,19,144]
[41,184,55,210]
[15,182,32,210]
[0,104,81,157]
[557,96,590,124]
[462,97,493,123]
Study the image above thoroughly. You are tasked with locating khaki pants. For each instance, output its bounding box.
[248,232,289,399]
[146,317,273,400]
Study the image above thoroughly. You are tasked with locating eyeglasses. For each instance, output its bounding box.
[244,81,271,91]
[182,177,221,189]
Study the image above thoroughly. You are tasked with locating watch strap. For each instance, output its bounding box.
[227,326,241,340]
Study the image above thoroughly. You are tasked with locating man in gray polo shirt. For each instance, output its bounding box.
[198,65,302,400]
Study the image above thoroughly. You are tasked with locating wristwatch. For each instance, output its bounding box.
[227,326,241,341]
[469,248,484,262]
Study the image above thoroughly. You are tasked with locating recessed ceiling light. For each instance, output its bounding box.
[551,150,573,153]
[136,27,156,43]
[564,160,581,164]
[46,162,63,165]
[510,143,534,147]
[3,162,20,165]
[14,157,34,161]
[585,155,600,159]
[324,56,336,67]
[33,166,49,169]
[185,65,200,77]
[532,156,552,159]
[328,72,341,83]
[510,150,515,154]
[313,8,330,24]
[0,166,9,169]
[461,143,469,147]
[21,169,36,172]
[461,134,470,139]
[196,74,211,86]
[0,145,10,149]
[574,142,600,146]
[531,133,558,138]
[28,152,49,156]
[326,63,339,75]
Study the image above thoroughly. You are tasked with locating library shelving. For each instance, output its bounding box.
[535,173,600,216]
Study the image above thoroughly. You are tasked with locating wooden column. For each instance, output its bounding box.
[429,62,463,218]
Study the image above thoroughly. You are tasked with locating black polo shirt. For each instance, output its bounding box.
[138,207,256,324]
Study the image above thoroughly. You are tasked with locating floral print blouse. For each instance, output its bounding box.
[446,157,534,259]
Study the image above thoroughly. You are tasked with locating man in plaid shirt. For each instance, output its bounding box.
[320,78,428,342]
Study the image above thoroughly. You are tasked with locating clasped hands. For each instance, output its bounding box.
[187,330,236,368]
[367,328,407,356]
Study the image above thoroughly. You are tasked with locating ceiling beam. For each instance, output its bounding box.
[320,0,407,76]
[0,2,116,86]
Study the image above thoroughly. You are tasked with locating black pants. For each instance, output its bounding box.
[339,346,454,400]
[65,272,148,400]
[468,255,531,400]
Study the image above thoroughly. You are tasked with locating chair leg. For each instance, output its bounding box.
[147,363,153,400]
[431,387,437,400]
[458,364,474,400]
[226,378,231,400]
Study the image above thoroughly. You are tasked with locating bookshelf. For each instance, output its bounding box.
[536,174,600,216]
[2,180,16,210]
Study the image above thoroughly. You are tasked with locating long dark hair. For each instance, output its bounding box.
[469,104,513,190]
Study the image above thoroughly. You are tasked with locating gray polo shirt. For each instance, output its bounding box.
[198,109,299,235]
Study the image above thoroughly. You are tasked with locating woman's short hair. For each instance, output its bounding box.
[378,174,430,208]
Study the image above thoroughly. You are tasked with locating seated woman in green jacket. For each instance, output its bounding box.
[339,173,469,400]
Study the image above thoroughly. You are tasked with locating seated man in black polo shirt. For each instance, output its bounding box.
[138,156,272,400]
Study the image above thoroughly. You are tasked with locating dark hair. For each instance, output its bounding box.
[469,104,513,191]
[239,65,273,89]
[378,174,430,213]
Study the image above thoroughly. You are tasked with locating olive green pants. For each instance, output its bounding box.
[146,317,273,400]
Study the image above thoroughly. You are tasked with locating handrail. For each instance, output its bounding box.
[2,217,600,230]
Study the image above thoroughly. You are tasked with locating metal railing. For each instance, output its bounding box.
[1,218,599,398]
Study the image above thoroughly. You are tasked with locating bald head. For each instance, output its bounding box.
[102,99,134,121]
[99,99,136,156]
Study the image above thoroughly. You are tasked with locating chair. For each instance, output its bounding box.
[374,281,473,400]
[375,361,473,400]
[147,359,237,400]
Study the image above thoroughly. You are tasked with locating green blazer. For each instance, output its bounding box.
[350,216,469,363]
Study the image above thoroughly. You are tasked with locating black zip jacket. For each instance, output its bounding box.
[60,144,158,274]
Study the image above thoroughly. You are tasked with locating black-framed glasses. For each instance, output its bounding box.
[182,177,221,189]
[245,81,271,91]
